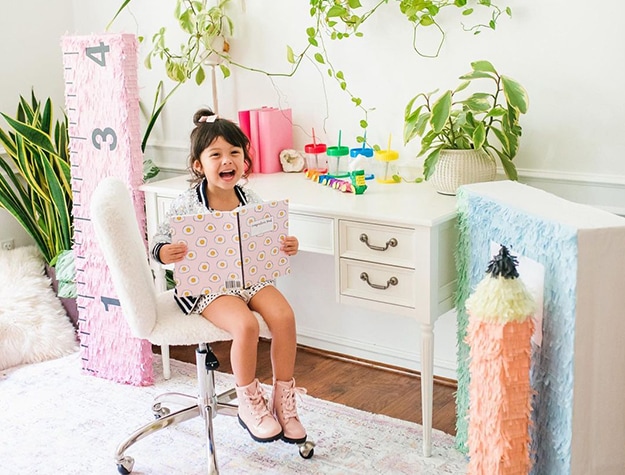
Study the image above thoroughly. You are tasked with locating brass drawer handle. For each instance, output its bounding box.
[360,272,398,290]
[359,233,398,251]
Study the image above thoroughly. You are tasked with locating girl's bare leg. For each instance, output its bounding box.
[201,295,260,386]
[249,285,297,381]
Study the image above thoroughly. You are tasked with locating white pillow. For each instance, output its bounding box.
[0,246,78,370]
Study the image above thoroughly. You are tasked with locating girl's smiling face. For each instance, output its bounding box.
[193,136,245,189]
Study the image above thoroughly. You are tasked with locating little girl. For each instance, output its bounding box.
[151,108,306,445]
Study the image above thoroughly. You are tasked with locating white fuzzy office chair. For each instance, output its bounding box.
[90,177,315,474]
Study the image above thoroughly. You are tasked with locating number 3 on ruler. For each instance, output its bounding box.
[85,42,118,151]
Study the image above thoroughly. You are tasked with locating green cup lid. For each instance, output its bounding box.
[327,145,349,156]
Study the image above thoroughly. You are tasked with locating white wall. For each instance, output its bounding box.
[0,0,74,246]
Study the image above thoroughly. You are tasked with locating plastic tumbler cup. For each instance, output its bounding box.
[304,142,328,171]
[327,144,349,176]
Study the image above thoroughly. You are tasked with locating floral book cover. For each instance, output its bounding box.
[170,200,291,296]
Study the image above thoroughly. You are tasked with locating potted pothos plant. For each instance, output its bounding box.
[108,0,235,153]
[403,60,529,193]
[0,91,77,321]
[303,0,513,146]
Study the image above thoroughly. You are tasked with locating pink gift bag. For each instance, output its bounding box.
[238,107,293,174]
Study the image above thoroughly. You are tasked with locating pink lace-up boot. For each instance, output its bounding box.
[236,379,283,442]
[272,378,307,444]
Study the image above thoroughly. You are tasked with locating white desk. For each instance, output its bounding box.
[141,172,458,457]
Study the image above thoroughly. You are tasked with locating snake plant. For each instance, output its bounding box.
[0,91,72,266]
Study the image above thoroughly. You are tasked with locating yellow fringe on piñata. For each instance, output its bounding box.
[466,276,535,324]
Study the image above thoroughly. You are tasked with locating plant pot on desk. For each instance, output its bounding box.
[430,149,496,196]
[45,264,79,329]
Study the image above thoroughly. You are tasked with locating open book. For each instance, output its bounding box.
[170,200,290,296]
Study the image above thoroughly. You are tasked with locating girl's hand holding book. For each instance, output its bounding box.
[159,242,188,264]
[281,236,299,256]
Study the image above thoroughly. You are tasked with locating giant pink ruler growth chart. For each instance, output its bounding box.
[61,33,153,385]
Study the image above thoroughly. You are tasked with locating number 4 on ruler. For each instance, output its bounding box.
[85,41,110,67]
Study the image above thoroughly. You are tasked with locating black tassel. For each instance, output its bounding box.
[486,245,519,279]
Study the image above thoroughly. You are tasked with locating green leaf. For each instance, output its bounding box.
[359,119,368,128]
[195,65,206,85]
[430,91,452,134]
[420,15,434,26]
[463,93,491,112]
[454,80,471,93]
[327,5,347,17]
[348,0,362,8]
[502,76,529,114]
[462,8,473,15]
[485,106,506,117]
[219,64,230,78]
[492,148,518,180]
[423,148,442,180]
[40,149,71,246]
[471,60,497,74]
[1,114,56,156]
[459,70,494,80]
[472,122,486,150]
[144,53,152,70]
[105,0,133,31]
[403,105,424,144]
[414,112,430,137]
[286,45,295,64]
[314,53,325,64]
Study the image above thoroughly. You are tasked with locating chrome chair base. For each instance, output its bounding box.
[115,344,236,475]
[114,344,315,474]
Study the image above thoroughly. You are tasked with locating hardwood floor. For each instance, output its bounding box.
[163,339,457,436]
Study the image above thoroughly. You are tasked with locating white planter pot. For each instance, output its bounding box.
[430,149,496,195]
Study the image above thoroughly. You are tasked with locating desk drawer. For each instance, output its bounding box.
[290,213,334,255]
[339,258,416,309]
[339,220,417,268]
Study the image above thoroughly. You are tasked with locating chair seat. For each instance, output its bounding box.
[148,290,271,346]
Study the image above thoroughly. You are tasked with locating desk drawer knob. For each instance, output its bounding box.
[360,272,398,290]
[359,233,398,251]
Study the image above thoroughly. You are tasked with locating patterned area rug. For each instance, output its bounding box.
[1,353,467,474]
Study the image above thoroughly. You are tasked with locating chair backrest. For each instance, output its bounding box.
[90,177,158,338]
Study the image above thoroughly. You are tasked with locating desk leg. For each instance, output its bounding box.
[421,322,434,457]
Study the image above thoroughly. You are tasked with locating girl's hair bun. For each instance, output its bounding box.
[193,108,216,126]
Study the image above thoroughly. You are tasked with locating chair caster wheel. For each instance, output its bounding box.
[152,402,170,419]
[298,441,315,459]
[117,455,134,474]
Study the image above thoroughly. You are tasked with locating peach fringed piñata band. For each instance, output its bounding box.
[466,248,536,475]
